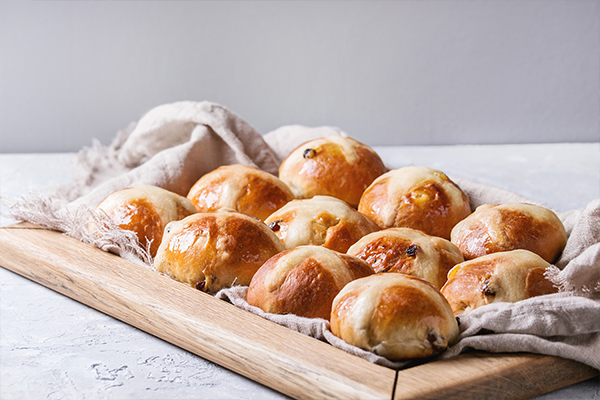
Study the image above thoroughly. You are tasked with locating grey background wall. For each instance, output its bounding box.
[1,0,598,153]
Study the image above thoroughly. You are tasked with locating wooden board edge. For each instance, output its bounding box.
[1,223,597,400]
[393,351,598,399]
[0,223,395,400]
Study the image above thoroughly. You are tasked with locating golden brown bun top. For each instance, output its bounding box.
[440,249,558,315]
[330,273,459,360]
[186,164,295,221]
[94,184,197,257]
[264,195,380,253]
[154,210,284,294]
[347,227,464,289]
[450,202,567,263]
[278,136,387,208]
[358,166,471,239]
[247,245,374,320]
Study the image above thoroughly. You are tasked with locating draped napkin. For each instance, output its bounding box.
[4,101,599,370]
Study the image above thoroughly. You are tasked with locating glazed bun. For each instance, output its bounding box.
[247,246,374,320]
[154,211,284,294]
[186,164,294,221]
[278,136,387,208]
[264,195,380,253]
[330,273,459,360]
[441,249,558,315]
[93,184,197,257]
[450,203,567,263]
[347,227,464,290]
[358,166,471,240]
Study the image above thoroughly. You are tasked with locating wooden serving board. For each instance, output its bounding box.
[0,223,597,400]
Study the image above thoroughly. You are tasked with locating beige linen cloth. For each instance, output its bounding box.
[4,101,600,371]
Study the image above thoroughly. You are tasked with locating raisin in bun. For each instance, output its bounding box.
[93,184,197,257]
[358,166,471,240]
[154,210,284,294]
[330,273,459,360]
[441,249,558,315]
[187,164,294,221]
[278,136,387,208]
[347,227,464,290]
[247,246,374,320]
[450,203,567,264]
[264,195,380,253]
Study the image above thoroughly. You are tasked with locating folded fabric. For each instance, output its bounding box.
[442,292,600,369]
[3,100,599,371]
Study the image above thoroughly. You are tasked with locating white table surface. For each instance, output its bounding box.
[1,143,599,399]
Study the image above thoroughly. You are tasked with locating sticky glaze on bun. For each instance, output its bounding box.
[247,245,374,320]
[450,203,567,263]
[278,136,387,208]
[264,195,380,253]
[154,211,284,294]
[357,166,471,240]
[330,273,459,360]
[347,227,464,289]
[187,164,294,221]
[93,184,197,257]
[440,249,558,315]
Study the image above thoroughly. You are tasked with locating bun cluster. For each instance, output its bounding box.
[91,135,567,362]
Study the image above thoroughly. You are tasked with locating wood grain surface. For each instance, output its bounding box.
[0,223,597,400]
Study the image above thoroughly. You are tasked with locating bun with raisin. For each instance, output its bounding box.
[347,227,464,290]
[264,195,380,253]
[330,273,459,360]
[278,136,387,208]
[440,249,558,315]
[154,210,284,294]
[358,166,471,240]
